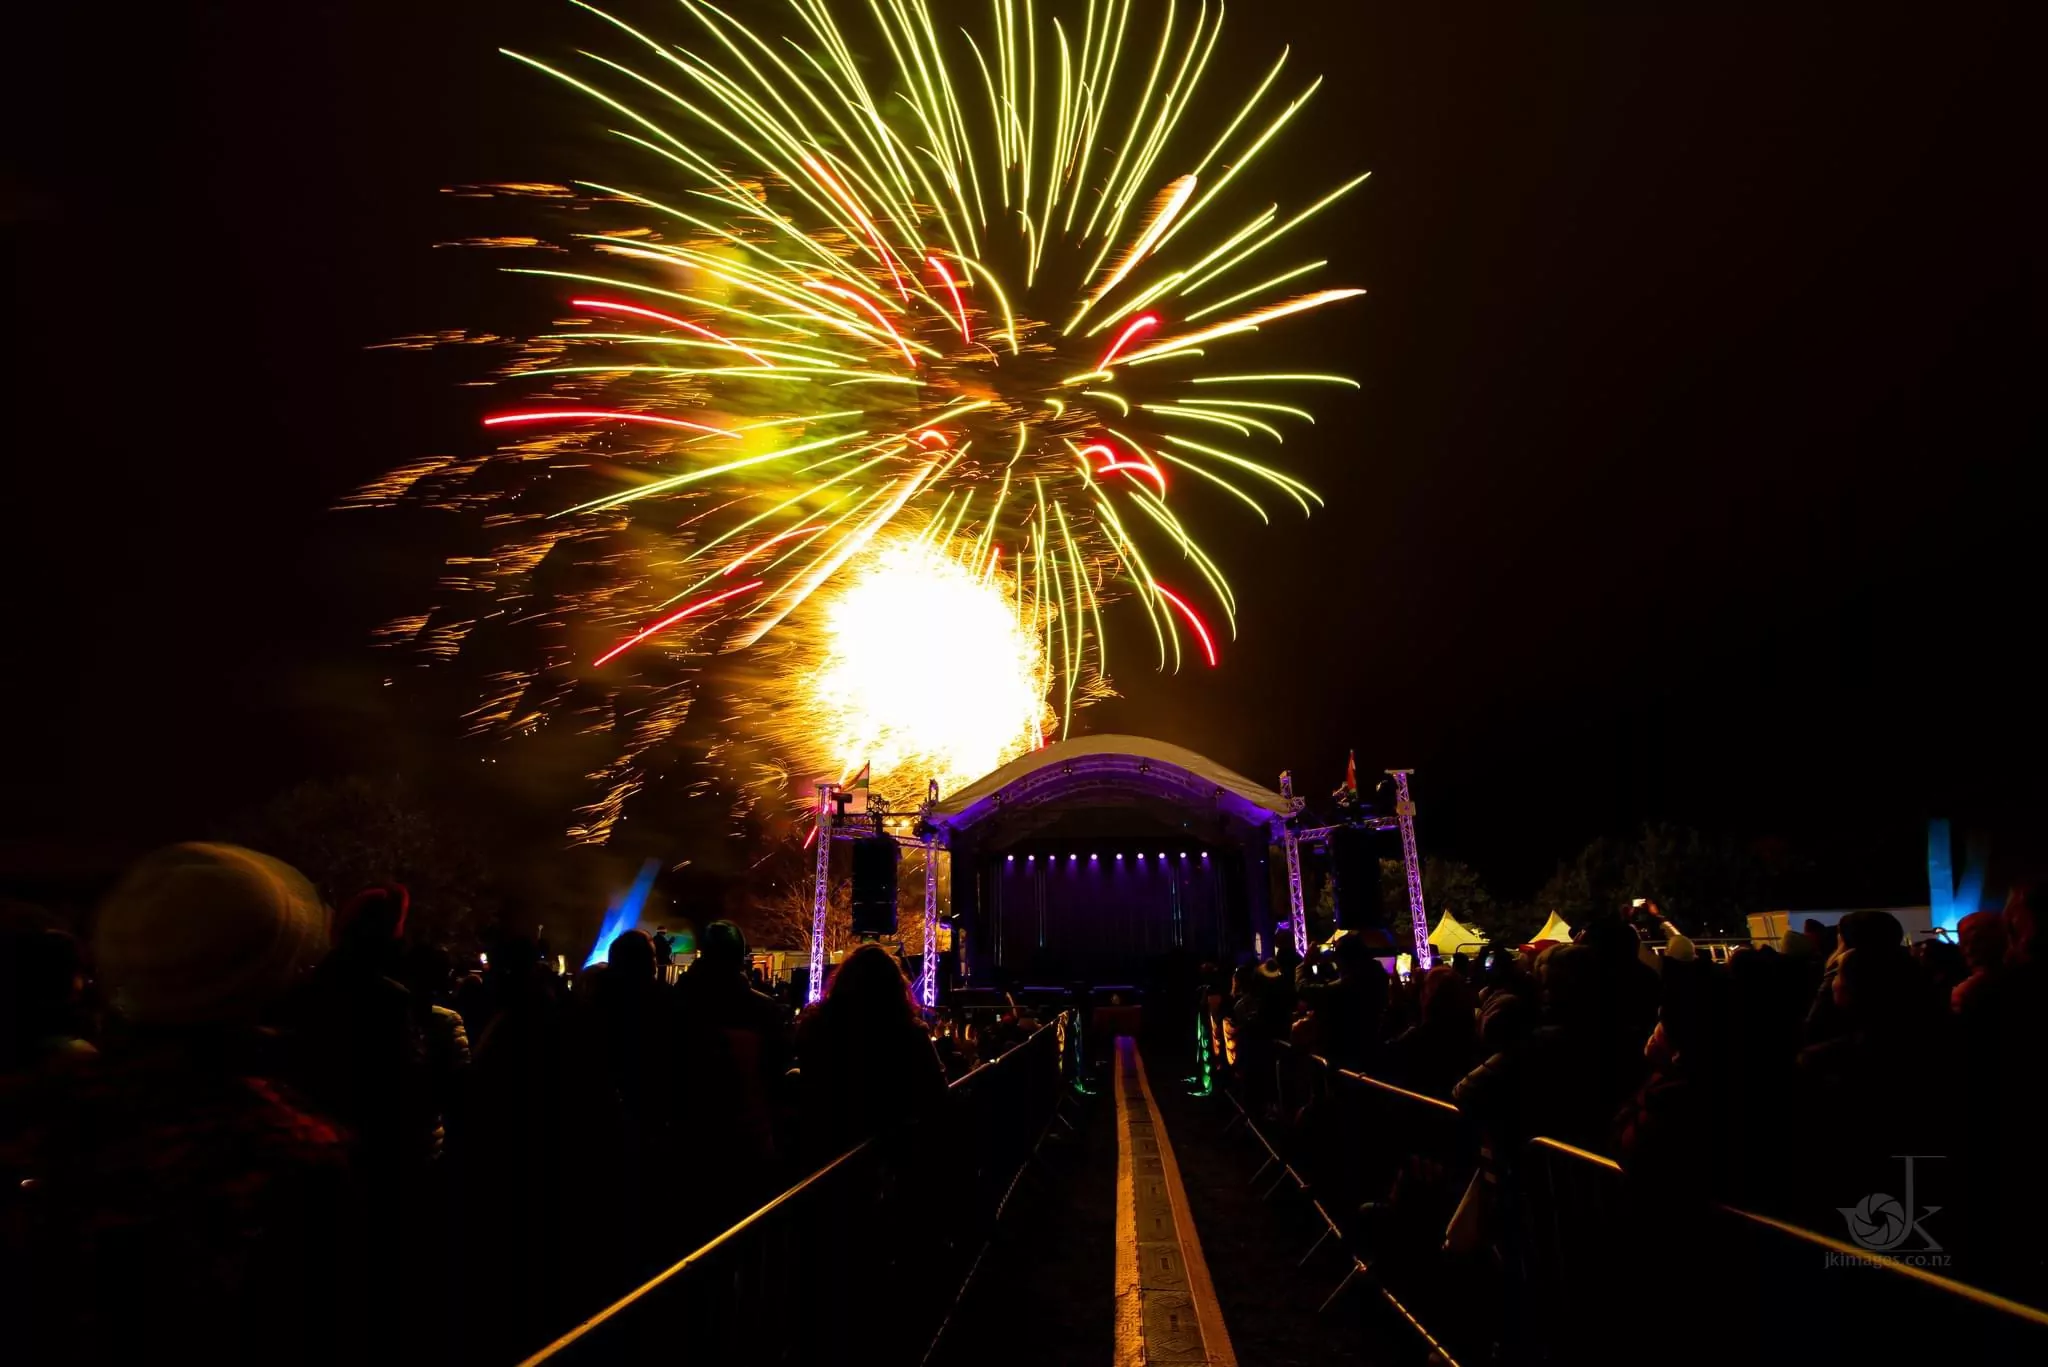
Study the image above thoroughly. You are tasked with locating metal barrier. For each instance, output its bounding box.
[1220,1039,1483,1364]
[1511,1135,2048,1365]
[1219,1041,2048,1365]
[520,1015,1070,1366]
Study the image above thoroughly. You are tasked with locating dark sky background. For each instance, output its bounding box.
[4,0,2038,908]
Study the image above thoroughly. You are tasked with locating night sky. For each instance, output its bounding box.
[4,0,2037,905]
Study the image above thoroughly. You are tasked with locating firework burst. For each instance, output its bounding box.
[354,0,1365,833]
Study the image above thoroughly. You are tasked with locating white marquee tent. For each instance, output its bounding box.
[1428,910,1488,957]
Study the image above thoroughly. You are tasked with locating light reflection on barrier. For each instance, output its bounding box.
[519,1015,1071,1367]
[1216,1038,2048,1365]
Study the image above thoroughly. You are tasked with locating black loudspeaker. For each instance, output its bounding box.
[850,836,900,937]
[1328,827,1383,930]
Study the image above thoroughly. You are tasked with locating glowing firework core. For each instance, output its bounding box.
[809,536,1046,797]
[352,0,1369,841]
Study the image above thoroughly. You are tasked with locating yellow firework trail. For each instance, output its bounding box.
[352,0,1366,832]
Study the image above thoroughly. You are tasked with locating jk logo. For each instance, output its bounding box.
[1839,1155,1943,1253]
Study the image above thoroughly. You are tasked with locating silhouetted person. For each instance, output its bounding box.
[1578,913,1660,1047]
[1957,886,2047,1299]
[0,913,99,1287]
[1,917,96,1076]
[1796,943,1956,1234]
[1805,909,1904,1043]
[572,929,679,1287]
[795,944,946,1157]
[400,942,470,1154]
[1802,917,1839,962]
[587,931,671,1147]
[674,921,790,1220]
[1455,944,1647,1151]
[1383,965,1477,1097]
[24,843,357,1366]
[1474,982,1537,1059]
[1240,958,1296,1043]
[295,884,434,1179]
[1296,933,1390,1071]
[463,928,604,1360]
[1952,909,2007,1015]
[1617,957,1741,1191]
[1718,945,1807,1207]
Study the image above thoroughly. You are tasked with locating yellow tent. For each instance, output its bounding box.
[1529,911,1576,946]
[1428,910,1487,957]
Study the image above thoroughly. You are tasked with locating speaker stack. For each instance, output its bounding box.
[1328,826,1384,931]
[850,836,900,937]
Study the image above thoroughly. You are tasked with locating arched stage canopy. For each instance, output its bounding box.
[930,734,1290,844]
[804,734,1431,1003]
[927,736,1289,985]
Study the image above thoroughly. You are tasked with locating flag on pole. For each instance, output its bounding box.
[846,761,872,814]
[1333,750,1358,804]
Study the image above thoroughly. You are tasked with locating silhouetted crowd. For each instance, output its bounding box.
[1218,892,2048,1304]
[0,842,987,1366]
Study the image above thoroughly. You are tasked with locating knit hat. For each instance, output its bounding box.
[95,842,328,1027]
[1665,934,1697,961]
[336,882,410,942]
[698,919,749,967]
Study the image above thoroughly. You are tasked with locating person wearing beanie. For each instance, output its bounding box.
[24,843,360,1365]
[334,882,409,947]
[95,842,329,1029]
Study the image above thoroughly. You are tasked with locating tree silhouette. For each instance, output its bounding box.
[222,774,489,944]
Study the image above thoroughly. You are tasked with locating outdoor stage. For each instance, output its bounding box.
[931,736,1289,985]
[804,735,1431,1002]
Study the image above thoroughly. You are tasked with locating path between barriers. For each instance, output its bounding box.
[1114,1035,1237,1366]
[931,1034,1407,1366]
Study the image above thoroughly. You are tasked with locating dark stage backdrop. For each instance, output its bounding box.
[989,842,1226,983]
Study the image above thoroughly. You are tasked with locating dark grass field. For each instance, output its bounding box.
[925,1080,1118,1366]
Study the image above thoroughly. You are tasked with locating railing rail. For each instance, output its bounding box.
[521,1014,1070,1367]
[1216,1037,2048,1364]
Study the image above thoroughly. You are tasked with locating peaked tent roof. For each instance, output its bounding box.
[1529,911,1576,945]
[1428,910,1488,955]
